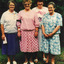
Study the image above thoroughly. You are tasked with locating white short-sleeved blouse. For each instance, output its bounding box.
[1,10,18,33]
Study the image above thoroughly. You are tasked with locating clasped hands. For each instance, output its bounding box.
[43,32,54,38]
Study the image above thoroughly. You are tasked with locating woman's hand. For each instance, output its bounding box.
[18,31,21,37]
[48,33,54,37]
[43,33,48,38]
[2,34,5,40]
[48,26,60,37]
[35,31,38,38]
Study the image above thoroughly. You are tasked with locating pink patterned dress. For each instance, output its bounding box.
[17,10,39,52]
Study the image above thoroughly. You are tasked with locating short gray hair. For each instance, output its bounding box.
[48,2,55,8]
[8,0,16,6]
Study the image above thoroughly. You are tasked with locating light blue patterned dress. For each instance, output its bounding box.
[40,12,62,55]
[32,7,48,50]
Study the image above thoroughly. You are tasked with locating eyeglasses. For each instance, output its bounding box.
[48,7,54,9]
[37,4,43,5]
[24,4,30,6]
[9,5,15,6]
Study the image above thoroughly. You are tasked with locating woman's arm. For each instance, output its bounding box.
[1,24,5,40]
[16,20,21,37]
[42,25,45,35]
[42,25,48,37]
[48,26,60,37]
[17,27,21,37]
[35,27,38,38]
[34,12,39,38]
[52,26,60,34]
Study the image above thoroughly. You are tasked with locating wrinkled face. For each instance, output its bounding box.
[24,2,31,10]
[48,4,55,14]
[9,2,15,11]
[37,2,43,9]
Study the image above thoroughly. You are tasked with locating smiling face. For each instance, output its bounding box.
[24,2,31,10]
[37,2,43,9]
[48,4,55,14]
[9,2,15,11]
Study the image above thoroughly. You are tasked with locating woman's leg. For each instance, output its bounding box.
[34,52,38,63]
[43,52,47,61]
[29,53,33,62]
[12,55,17,64]
[7,55,11,62]
[12,55,15,61]
[24,53,28,63]
[6,55,11,64]
[45,53,49,63]
[34,52,38,59]
[43,52,45,58]
[51,55,55,64]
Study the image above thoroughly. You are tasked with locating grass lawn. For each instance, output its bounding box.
[0,47,64,64]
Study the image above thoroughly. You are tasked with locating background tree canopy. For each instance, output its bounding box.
[0,0,64,46]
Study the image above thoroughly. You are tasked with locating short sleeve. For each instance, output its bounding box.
[40,15,45,26]
[32,7,36,11]
[17,11,21,20]
[45,7,49,13]
[56,14,63,26]
[16,11,21,27]
[34,12,39,27]
[1,13,5,24]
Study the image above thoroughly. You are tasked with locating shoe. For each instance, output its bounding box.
[30,62,34,64]
[13,61,17,64]
[6,62,10,64]
[43,58,47,61]
[34,59,38,63]
[23,62,28,64]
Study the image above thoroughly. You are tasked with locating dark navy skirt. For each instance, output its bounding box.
[2,33,20,55]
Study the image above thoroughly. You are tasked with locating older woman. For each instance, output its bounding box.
[41,2,62,64]
[32,0,48,62]
[1,0,19,64]
[17,0,39,64]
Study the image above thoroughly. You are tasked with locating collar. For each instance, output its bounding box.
[7,10,16,14]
